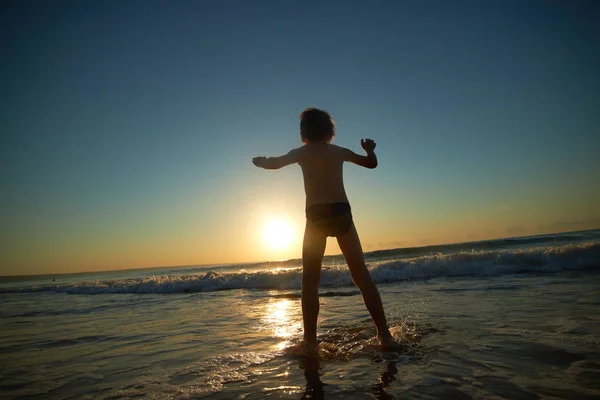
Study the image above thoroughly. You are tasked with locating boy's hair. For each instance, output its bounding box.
[300,107,335,143]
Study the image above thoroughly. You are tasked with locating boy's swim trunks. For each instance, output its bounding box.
[305,202,353,237]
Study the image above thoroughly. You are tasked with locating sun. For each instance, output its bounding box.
[262,218,295,250]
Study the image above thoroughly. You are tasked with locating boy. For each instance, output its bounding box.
[252,107,401,352]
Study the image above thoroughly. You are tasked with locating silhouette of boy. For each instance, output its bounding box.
[253,108,401,353]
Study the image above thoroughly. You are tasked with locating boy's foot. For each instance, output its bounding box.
[284,341,320,358]
[301,341,320,358]
[378,335,404,352]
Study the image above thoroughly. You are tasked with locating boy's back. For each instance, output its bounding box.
[256,140,378,208]
[296,143,348,207]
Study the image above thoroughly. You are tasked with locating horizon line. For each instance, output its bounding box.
[2,227,598,279]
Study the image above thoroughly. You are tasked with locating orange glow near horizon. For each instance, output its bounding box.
[3,194,599,276]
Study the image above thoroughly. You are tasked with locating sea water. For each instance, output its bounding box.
[1,230,599,399]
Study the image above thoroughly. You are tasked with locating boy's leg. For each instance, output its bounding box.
[337,223,393,340]
[302,220,327,346]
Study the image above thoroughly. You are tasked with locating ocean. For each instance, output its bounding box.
[1,229,599,399]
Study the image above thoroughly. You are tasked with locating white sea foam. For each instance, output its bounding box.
[2,243,598,295]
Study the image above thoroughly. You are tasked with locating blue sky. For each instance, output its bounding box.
[2,0,599,274]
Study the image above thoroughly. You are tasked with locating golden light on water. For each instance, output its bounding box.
[270,300,289,326]
[268,299,294,338]
[262,218,295,250]
[262,298,302,349]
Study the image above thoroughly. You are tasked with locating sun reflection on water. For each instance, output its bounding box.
[262,298,302,349]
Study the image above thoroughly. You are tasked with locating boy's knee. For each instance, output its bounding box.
[302,273,320,287]
[350,269,369,284]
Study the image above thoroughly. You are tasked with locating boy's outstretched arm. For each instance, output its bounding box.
[343,139,378,169]
[252,148,299,170]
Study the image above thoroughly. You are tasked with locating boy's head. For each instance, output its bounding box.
[300,107,335,143]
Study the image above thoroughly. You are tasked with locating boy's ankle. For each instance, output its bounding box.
[377,330,392,341]
[301,340,319,355]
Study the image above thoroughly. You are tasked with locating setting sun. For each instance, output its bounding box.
[262,218,295,250]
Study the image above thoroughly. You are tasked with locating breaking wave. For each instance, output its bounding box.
[2,243,598,295]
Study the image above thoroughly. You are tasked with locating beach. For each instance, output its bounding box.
[1,229,599,399]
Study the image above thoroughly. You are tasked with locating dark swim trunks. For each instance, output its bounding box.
[305,202,353,237]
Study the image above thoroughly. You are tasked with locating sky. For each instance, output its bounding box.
[2,0,599,275]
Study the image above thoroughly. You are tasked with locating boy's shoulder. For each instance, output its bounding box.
[295,144,349,166]
[297,143,349,156]
[330,144,349,152]
[327,143,352,156]
[300,143,347,151]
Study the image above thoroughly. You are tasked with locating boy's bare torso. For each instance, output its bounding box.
[253,138,376,208]
[295,143,349,207]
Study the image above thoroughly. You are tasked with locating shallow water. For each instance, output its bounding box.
[2,231,600,399]
[2,272,599,399]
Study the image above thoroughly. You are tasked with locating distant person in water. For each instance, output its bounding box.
[252,107,402,353]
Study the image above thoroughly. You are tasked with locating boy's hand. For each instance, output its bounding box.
[361,138,376,152]
[252,156,267,168]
